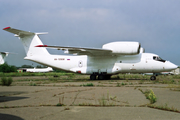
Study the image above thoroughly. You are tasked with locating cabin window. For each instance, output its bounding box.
[153,56,166,62]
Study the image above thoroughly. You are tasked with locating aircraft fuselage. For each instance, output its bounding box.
[25,52,177,76]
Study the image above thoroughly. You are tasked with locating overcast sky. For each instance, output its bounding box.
[0,0,180,67]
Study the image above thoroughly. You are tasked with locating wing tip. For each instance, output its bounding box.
[3,27,11,30]
[35,45,48,47]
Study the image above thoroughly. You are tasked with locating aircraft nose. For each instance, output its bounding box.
[165,61,178,70]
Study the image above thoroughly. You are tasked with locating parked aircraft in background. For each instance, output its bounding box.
[0,52,9,65]
[23,67,53,73]
[3,27,178,80]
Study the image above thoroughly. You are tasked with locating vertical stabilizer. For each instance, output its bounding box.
[3,27,49,57]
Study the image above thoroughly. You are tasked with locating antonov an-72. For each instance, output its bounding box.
[3,27,178,80]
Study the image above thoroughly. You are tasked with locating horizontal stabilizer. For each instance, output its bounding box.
[3,27,34,37]
[3,27,48,37]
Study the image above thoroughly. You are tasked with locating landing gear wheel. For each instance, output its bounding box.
[150,76,156,81]
[90,74,96,80]
[98,74,104,80]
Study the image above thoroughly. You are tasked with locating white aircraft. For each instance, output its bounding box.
[24,67,53,73]
[3,27,178,80]
[0,52,9,65]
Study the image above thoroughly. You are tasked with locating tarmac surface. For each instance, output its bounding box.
[0,78,180,120]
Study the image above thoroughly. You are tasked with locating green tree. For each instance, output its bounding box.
[36,65,43,68]
[0,63,17,73]
[21,65,33,68]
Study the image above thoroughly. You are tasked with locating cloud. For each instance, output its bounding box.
[0,0,180,66]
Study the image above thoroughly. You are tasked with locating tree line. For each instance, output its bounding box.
[0,63,17,73]
[0,63,65,73]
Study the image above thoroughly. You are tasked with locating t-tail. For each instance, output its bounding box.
[3,27,50,57]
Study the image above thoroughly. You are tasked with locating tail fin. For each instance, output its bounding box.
[3,27,49,57]
[0,52,9,64]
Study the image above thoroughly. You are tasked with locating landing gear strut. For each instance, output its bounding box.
[150,76,156,80]
[90,74,111,80]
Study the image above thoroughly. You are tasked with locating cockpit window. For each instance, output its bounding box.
[153,56,166,62]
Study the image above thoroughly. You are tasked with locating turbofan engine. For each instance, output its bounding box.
[102,42,141,55]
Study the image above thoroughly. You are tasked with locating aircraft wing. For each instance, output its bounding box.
[36,45,112,56]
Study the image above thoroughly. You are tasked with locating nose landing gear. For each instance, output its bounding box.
[150,76,156,80]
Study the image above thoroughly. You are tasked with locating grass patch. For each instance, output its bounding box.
[29,82,37,86]
[138,80,144,84]
[148,103,180,113]
[121,82,127,86]
[161,79,176,84]
[98,94,107,106]
[97,92,117,106]
[148,89,157,104]
[116,82,121,87]
[1,77,13,86]
[118,74,150,80]
[64,107,70,110]
[57,96,65,106]
[0,72,77,77]
[139,89,157,104]
[80,83,94,87]
[79,103,93,106]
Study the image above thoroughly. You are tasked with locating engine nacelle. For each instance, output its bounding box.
[102,42,141,55]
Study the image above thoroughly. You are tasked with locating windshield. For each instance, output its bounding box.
[153,56,166,62]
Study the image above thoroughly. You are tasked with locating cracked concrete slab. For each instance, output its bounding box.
[0,78,180,120]
[0,86,149,107]
[0,107,180,120]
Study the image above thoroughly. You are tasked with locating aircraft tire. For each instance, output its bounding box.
[150,76,156,81]
[98,74,104,80]
[90,74,96,80]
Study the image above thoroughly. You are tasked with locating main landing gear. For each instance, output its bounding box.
[90,74,111,80]
[90,74,96,80]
